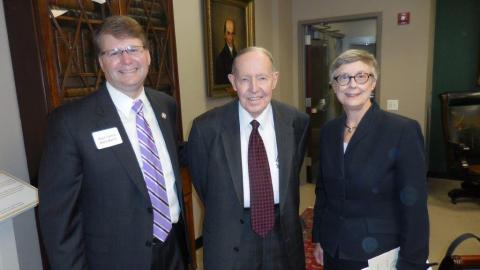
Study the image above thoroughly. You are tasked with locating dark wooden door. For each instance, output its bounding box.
[305,41,342,182]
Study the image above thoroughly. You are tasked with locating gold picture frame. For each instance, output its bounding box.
[204,0,255,97]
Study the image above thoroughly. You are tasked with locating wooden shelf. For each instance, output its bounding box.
[60,72,97,77]
[64,87,96,98]
[54,15,103,24]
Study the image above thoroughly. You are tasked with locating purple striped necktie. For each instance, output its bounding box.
[132,100,172,242]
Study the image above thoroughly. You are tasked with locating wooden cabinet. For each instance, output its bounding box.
[37,0,182,113]
[3,0,194,268]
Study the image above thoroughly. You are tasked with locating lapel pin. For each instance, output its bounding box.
[161,113,167,119]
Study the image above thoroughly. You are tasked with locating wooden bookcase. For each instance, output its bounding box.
[38,0,182,110]
[3,0,195,268]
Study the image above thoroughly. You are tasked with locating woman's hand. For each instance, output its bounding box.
[313,243,324,265]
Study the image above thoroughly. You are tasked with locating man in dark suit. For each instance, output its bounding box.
[38,16,189,270]
[215,18,237,85]
[188,46,309,269]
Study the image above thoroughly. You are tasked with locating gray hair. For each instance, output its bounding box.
[231,46,277,75]
[329,49,379,83]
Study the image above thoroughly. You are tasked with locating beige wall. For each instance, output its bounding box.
[292,0,436,132]
[174,0,294,140]
[174,0,436,138]
[173,0,230,141]
[173,0,435,238]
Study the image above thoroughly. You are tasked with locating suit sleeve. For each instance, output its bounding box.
[312,130,325,243]
[395,120,429,270]
[169,98,188,167]
[187,119,208,202]
[38,110,87,270]
[295,114,310,169]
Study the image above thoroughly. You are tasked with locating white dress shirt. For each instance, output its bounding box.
[107,82,180,223]
[239,103,280,208]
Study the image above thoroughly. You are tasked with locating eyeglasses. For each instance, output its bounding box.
[333,72,374,86]
[100,45,145,59]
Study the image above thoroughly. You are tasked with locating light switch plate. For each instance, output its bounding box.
[387,99,399,111]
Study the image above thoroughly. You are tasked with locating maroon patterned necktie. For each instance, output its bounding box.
[248,120,275,237]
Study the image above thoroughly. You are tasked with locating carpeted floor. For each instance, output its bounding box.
[301,207,323,269]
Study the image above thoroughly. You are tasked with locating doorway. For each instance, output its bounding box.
[299,14,382,182]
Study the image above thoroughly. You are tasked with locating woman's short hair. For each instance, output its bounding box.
[94,16,148,55]
[329,49,379,83]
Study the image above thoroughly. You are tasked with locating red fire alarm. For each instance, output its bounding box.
[398,12,410,25]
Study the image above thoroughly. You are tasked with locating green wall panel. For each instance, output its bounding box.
[429,0,480,174]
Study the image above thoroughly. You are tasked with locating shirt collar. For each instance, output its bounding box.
[238,102,273,131]
[106,82,147,117]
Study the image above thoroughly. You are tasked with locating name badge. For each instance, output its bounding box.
[92,127,123,149]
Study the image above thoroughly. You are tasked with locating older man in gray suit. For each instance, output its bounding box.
[188,46,309,269]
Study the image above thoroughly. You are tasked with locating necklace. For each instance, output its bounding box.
[344,123,357,133]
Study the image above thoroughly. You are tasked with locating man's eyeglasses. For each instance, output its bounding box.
[333,72,374,86]
[100,45,145,59]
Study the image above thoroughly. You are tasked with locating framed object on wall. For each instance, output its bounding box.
[204,0,254,97]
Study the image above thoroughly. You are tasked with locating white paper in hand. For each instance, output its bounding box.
[367,247,400,270]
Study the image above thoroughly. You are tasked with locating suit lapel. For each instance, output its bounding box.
[344,103,378,156]
[93,86,150,202]
[220,101,244,205]
[333,116,346,179]
[272,102,295,210]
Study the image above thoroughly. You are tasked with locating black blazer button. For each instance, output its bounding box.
[233,247,239,252]
[147,207,153,214]
[145,240,152,247]
[239,219,244,224]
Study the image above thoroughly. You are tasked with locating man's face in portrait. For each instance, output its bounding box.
[224,19,235,47]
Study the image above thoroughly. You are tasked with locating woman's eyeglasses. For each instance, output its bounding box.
[333,72,374,86]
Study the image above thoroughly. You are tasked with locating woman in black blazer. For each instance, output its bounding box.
[312,50,429,270]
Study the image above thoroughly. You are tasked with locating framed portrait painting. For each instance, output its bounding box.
[204,0,255,97]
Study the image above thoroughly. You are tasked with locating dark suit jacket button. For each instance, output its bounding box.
[239,219,244,224]
[147,207,153,214]
[233,247,239,252]
[145,240,152,247]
